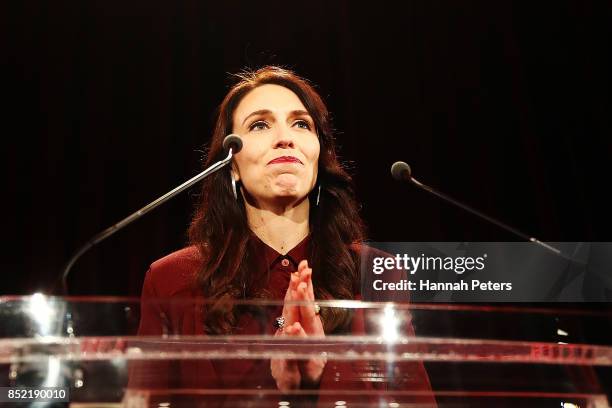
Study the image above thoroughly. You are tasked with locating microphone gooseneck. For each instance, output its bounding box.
[391,161,564,258]
[59,134,244,294]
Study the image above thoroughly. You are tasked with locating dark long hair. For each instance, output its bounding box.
[189,66,365,334]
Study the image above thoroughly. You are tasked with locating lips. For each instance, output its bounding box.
[267,156,303,165]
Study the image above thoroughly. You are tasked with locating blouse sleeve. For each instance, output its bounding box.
[127,267,178,390]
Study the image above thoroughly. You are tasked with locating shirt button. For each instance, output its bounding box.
[281,258,290,267]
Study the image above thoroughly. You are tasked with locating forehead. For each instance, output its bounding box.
[233,84,308,123]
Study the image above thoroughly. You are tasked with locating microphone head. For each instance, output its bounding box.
[222,134,243,154]
[391,161,412,181]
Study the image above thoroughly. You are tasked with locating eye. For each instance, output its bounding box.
[294,119,312,130]
[248,120,269,132]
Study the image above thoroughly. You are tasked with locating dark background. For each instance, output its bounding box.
[3,1,611,295]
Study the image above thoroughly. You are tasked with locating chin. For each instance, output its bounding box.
[271,179,301,196]
[272,188,300,198]
[271,189,308,203]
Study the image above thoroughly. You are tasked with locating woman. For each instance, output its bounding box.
[131,66,435,405]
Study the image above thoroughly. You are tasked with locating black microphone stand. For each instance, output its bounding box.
[59,137,241,294]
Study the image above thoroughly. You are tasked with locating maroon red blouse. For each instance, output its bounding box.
[129,234,437,406]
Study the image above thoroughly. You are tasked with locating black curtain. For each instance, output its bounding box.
[3,1,611,295]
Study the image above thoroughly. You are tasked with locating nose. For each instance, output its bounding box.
[273,125,295,149]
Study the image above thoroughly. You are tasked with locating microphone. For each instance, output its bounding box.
[222,133,243,153]
[390,161,565,257]
[391,161,412,182]
[59,134,243,294]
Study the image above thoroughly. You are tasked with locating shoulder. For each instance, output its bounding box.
[144,246,203,298]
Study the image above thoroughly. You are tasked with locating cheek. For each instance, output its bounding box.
[301,134,320,161]
[234,143,266,175]
[306,141,321,171]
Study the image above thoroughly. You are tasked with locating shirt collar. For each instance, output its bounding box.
[250,232,310,271]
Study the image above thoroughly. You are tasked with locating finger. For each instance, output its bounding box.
[309,268,315,298]
[284,322,307,337]
[298,260,309,274]
[296,261,309,291]
[291,270,300,291]
[284,273,298,301]
[298,281,311,301]
[301,267,315,300]
[290,288,300,321]
[295,283,325,336]
[283,305,299,327]
[295,267,315,305]
[282,274,300,325]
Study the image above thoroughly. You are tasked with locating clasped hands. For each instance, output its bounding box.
[270,260,326,392]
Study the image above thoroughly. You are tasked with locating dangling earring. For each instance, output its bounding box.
[316,184,321,206]
[231,173,239,200]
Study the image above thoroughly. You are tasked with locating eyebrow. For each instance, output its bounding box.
[241,109,312,126]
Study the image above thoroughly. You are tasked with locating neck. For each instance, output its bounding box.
[244,197,310,255]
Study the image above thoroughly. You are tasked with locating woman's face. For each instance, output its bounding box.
[231,84,320,207]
